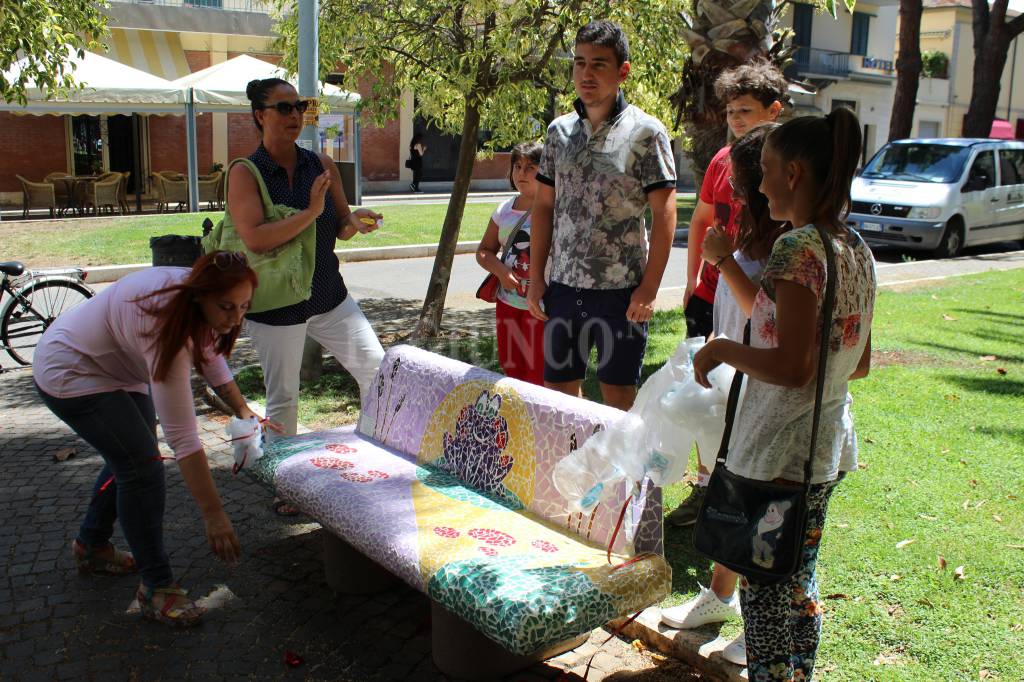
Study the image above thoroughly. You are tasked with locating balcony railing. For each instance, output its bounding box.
[791,47,851,78]
[107,0,274,15]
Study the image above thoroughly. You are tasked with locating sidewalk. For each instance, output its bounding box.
[0,302,704,681]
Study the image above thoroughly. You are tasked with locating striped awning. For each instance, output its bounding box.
[105,29,191,81]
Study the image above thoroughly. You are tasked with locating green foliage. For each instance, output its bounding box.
[0,0,108,105]
[921,50,949,79]
[274,0,687,146]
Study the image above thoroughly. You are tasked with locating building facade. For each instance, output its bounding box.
[780,0,900,163]
[0,0,512,206]
[909,0,1024,140]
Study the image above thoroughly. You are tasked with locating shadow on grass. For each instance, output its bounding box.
[913,341,1024,365]
[664,525,714,596]
[952,308,1024,324]
[944,374,1024,398]
[974,425,1024,444]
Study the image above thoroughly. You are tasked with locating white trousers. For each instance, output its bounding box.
[246,295,385,436]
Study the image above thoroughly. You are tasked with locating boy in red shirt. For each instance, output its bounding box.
[674,63,787,526]
[682,63,787,340]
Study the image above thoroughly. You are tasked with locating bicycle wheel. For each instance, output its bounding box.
[1,279,93,365]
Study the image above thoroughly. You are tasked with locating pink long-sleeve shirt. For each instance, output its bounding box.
[33,268,233,459]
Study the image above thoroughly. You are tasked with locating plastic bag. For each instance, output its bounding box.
[228,416,264,474]
[552,336,739,514]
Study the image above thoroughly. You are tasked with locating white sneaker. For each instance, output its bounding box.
[660,585,741,629]
[721,631,747,666]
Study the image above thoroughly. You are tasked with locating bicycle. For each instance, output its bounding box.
[1,261,94,367]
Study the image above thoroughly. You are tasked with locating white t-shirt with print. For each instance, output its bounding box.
[726,226,876,484]
[490,197,532,310]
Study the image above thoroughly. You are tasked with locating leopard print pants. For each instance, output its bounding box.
[739,476,842,682]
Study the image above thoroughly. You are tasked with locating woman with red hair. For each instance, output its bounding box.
[33,252,266,627]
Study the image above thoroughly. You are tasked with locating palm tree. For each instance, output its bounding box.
[671,0,808,183]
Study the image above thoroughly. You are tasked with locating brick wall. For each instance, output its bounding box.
[184,50,211,73]
[0,113,67,193]
[472,153,512,182]
[228,113,262,160]
[145,50,214,176]
[148,113,213,175]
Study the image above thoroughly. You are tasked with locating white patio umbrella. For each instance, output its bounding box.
[171,54,362,208]
[0,51,186,115]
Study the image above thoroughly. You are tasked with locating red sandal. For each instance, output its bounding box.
[136,584,205,628]
[72,540,137,576]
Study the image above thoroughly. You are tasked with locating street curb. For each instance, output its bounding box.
[611,608,746,681]
[82,241,480,283]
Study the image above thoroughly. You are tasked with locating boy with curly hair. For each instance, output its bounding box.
[682,62,788,344]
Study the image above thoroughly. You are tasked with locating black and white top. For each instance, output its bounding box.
[244,144,347,326]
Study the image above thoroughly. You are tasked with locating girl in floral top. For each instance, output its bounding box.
[693,107,876,681]
[475,142,545,384]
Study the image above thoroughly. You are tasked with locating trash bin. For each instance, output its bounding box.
[150,235,203,267]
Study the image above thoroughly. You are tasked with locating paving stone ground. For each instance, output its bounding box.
[0,298,703,681]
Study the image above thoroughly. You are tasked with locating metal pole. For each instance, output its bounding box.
[297,0,319,153]
[1007,35,1018,123]
[132,114,143,214]
[185,88,199,212]
[354,117,362,205]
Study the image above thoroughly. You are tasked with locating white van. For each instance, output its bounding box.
[848,139,1024,258]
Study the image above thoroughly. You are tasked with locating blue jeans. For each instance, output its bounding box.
[36,385,173,589]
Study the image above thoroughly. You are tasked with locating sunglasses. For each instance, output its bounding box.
[213,251,248,270]
[257,99,310,116]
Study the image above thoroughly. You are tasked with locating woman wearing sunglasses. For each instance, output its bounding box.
[33,252,268,627]
[228,79,385,477]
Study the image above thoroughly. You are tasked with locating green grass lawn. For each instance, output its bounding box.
[237,267,1024,679]
[5,195,696,269]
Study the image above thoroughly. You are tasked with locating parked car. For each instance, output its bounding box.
[848,138,1024,258]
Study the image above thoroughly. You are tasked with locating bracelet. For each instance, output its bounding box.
[714,253,733,268]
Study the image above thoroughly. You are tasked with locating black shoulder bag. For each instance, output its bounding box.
[692,225,837,585]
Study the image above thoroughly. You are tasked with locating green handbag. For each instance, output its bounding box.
[202,158,317,314]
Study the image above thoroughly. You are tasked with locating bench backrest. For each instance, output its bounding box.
[357,345,663,555]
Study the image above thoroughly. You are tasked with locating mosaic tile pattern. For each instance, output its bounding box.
[265,346,672,654]
[361,345,662,555]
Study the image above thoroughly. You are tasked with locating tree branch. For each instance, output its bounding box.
[1009,11,1024,38]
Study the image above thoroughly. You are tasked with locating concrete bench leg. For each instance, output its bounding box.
[431,601,590,680]
[322,532,400,594]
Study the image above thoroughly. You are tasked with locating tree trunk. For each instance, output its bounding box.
[962,38,1011,136]
[962,0,1023,137]
[300,336,324,382]
[889,0,923,141]
[414,99,481,338]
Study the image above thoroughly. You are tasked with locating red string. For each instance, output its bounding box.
[606,496,632,565]
[581,609,645,681]
[94,455,173,493]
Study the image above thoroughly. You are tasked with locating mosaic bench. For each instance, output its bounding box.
[250,344,671,678]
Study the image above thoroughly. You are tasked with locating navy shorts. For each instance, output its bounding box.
[543,281,648,386]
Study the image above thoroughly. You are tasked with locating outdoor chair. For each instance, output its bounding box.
[15,175,56,219]
[79,173,122,216]
[155,171,189,213]
[197,171,223,210]
[44,172,72,215]
[116,171,132,214]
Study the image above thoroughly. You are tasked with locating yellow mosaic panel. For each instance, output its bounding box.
[417,380,536,507]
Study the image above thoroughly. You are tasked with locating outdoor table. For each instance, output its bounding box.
[54,175,100,216]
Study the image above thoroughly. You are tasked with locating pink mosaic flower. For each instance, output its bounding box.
[367,470,390,480]
[468,528,515,547]
[326,443,356,454]
[478,546,499,556]
[433,526,459,539]
[310,457,355,470]
[531,539,559,553]
[340,472,375,483]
